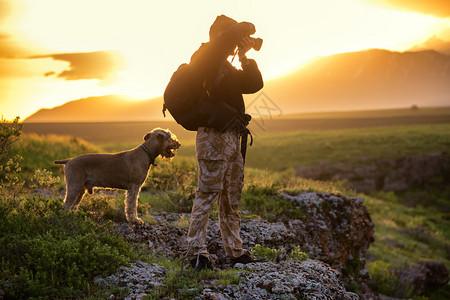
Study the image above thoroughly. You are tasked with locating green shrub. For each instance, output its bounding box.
[251,245,309,263]
[368,260,413,298]
[78,191,127,223]
[345,281,359,293]
[242,184,303,221]
[142,158,197,213]
[30,168,60,189]
[0,196,137,299]
[289,246,309,261]
[1,117,24,200]
[172,214,191,229]
[149,267,241,300]
[343,256,362,277]
[0,117,22,163]
[145,158,197,192]
[0,154,24,200]
[251,244,282,262]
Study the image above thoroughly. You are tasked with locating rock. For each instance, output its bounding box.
[203,191,374,283]
[279,192,374,278]
[93,277,109,287]
[114,191,374,284]
[94,261,167,299]
[195,260,359,299]
[296,152,450,193]
[115,222,187,259]
[397,260,449,295]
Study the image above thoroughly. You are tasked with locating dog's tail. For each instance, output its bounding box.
[54,159,70,165]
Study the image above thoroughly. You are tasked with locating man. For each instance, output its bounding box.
[185,15,264,270]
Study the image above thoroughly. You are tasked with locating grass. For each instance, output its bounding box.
[244,124,450,171]
[365,193,450,269]
[21,106,450,155]
[10,133,102,175]
[148,267,241,299]
[5,109,450,298]
[13,122,450,273]
[0,196,139,299]
[161,123,450,170]
[14,124,450,175]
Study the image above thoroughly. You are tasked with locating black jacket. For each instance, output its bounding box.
[189,22,263,120]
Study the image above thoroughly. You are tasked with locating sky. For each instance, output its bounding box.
[1,0,450,120]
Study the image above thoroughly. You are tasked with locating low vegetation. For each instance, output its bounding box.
[148,267,241,300]
[3,112,450,299]
[250,244,309,262]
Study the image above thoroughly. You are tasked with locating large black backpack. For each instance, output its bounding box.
[163,62,253,160]
[163,62,244,132]
[163,63,205,131]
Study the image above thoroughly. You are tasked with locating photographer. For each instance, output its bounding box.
[185,15,264,270]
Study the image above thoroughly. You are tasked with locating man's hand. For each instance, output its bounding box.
[238,36,253,64]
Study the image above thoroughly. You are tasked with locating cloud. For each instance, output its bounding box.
[0,33,29,58]
[0,0,27,58]
[0,0,12,20]
[362,0,450,18]
[31,51,125,83]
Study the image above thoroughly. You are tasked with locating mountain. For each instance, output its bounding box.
[25,95,165,122]
[262,48,450,114]
[25,49,450,122]
[410,36,450,55]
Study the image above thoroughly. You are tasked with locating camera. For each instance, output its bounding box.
[250,37,263,51]
[238,37,263,52]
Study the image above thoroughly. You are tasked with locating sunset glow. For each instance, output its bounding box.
[1,0,449,120]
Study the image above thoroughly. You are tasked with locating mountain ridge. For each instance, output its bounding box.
[25,48,450,123]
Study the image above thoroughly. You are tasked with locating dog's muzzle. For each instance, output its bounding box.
[162,139,181,158]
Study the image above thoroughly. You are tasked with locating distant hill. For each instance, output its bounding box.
[25,49,450,122]
[25,95,164,122]
[262,49,450,114]
[410,36,450,55]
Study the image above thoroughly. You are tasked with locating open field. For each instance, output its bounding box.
[245,123,450,170]
[22,106,450,152]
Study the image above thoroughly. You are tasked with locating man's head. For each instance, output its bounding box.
[209,15,237,41]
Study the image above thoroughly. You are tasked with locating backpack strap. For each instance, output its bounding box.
[240,128,253,163]
[204,61,228,97]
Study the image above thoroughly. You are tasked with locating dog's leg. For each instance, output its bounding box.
[125,185,144,225]
[72,189,86,209]
[64,185,84,210]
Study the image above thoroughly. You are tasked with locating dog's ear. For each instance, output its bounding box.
[144,133,151,141]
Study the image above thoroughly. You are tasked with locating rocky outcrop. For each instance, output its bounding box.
[116,191,374,282]
[116,215,187,259]
[94,259,360,300]
[200,260,359,299]
[280,192,374,277]
[296,152,450,193]
[94,261,167,300]
[396,261,449,295]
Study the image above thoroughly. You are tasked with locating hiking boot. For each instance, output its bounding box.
[231,254,268,266]
[190,255,213,271]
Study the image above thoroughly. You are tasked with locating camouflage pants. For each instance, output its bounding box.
[186,127,250,260]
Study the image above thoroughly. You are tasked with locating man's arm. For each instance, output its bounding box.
[237,59,264,94]
[190,22,256,78]
[236,37,263,94]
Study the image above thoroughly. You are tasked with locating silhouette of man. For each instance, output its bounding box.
[185,15,263,270]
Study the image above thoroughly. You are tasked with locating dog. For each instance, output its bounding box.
[54,128,181,224]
